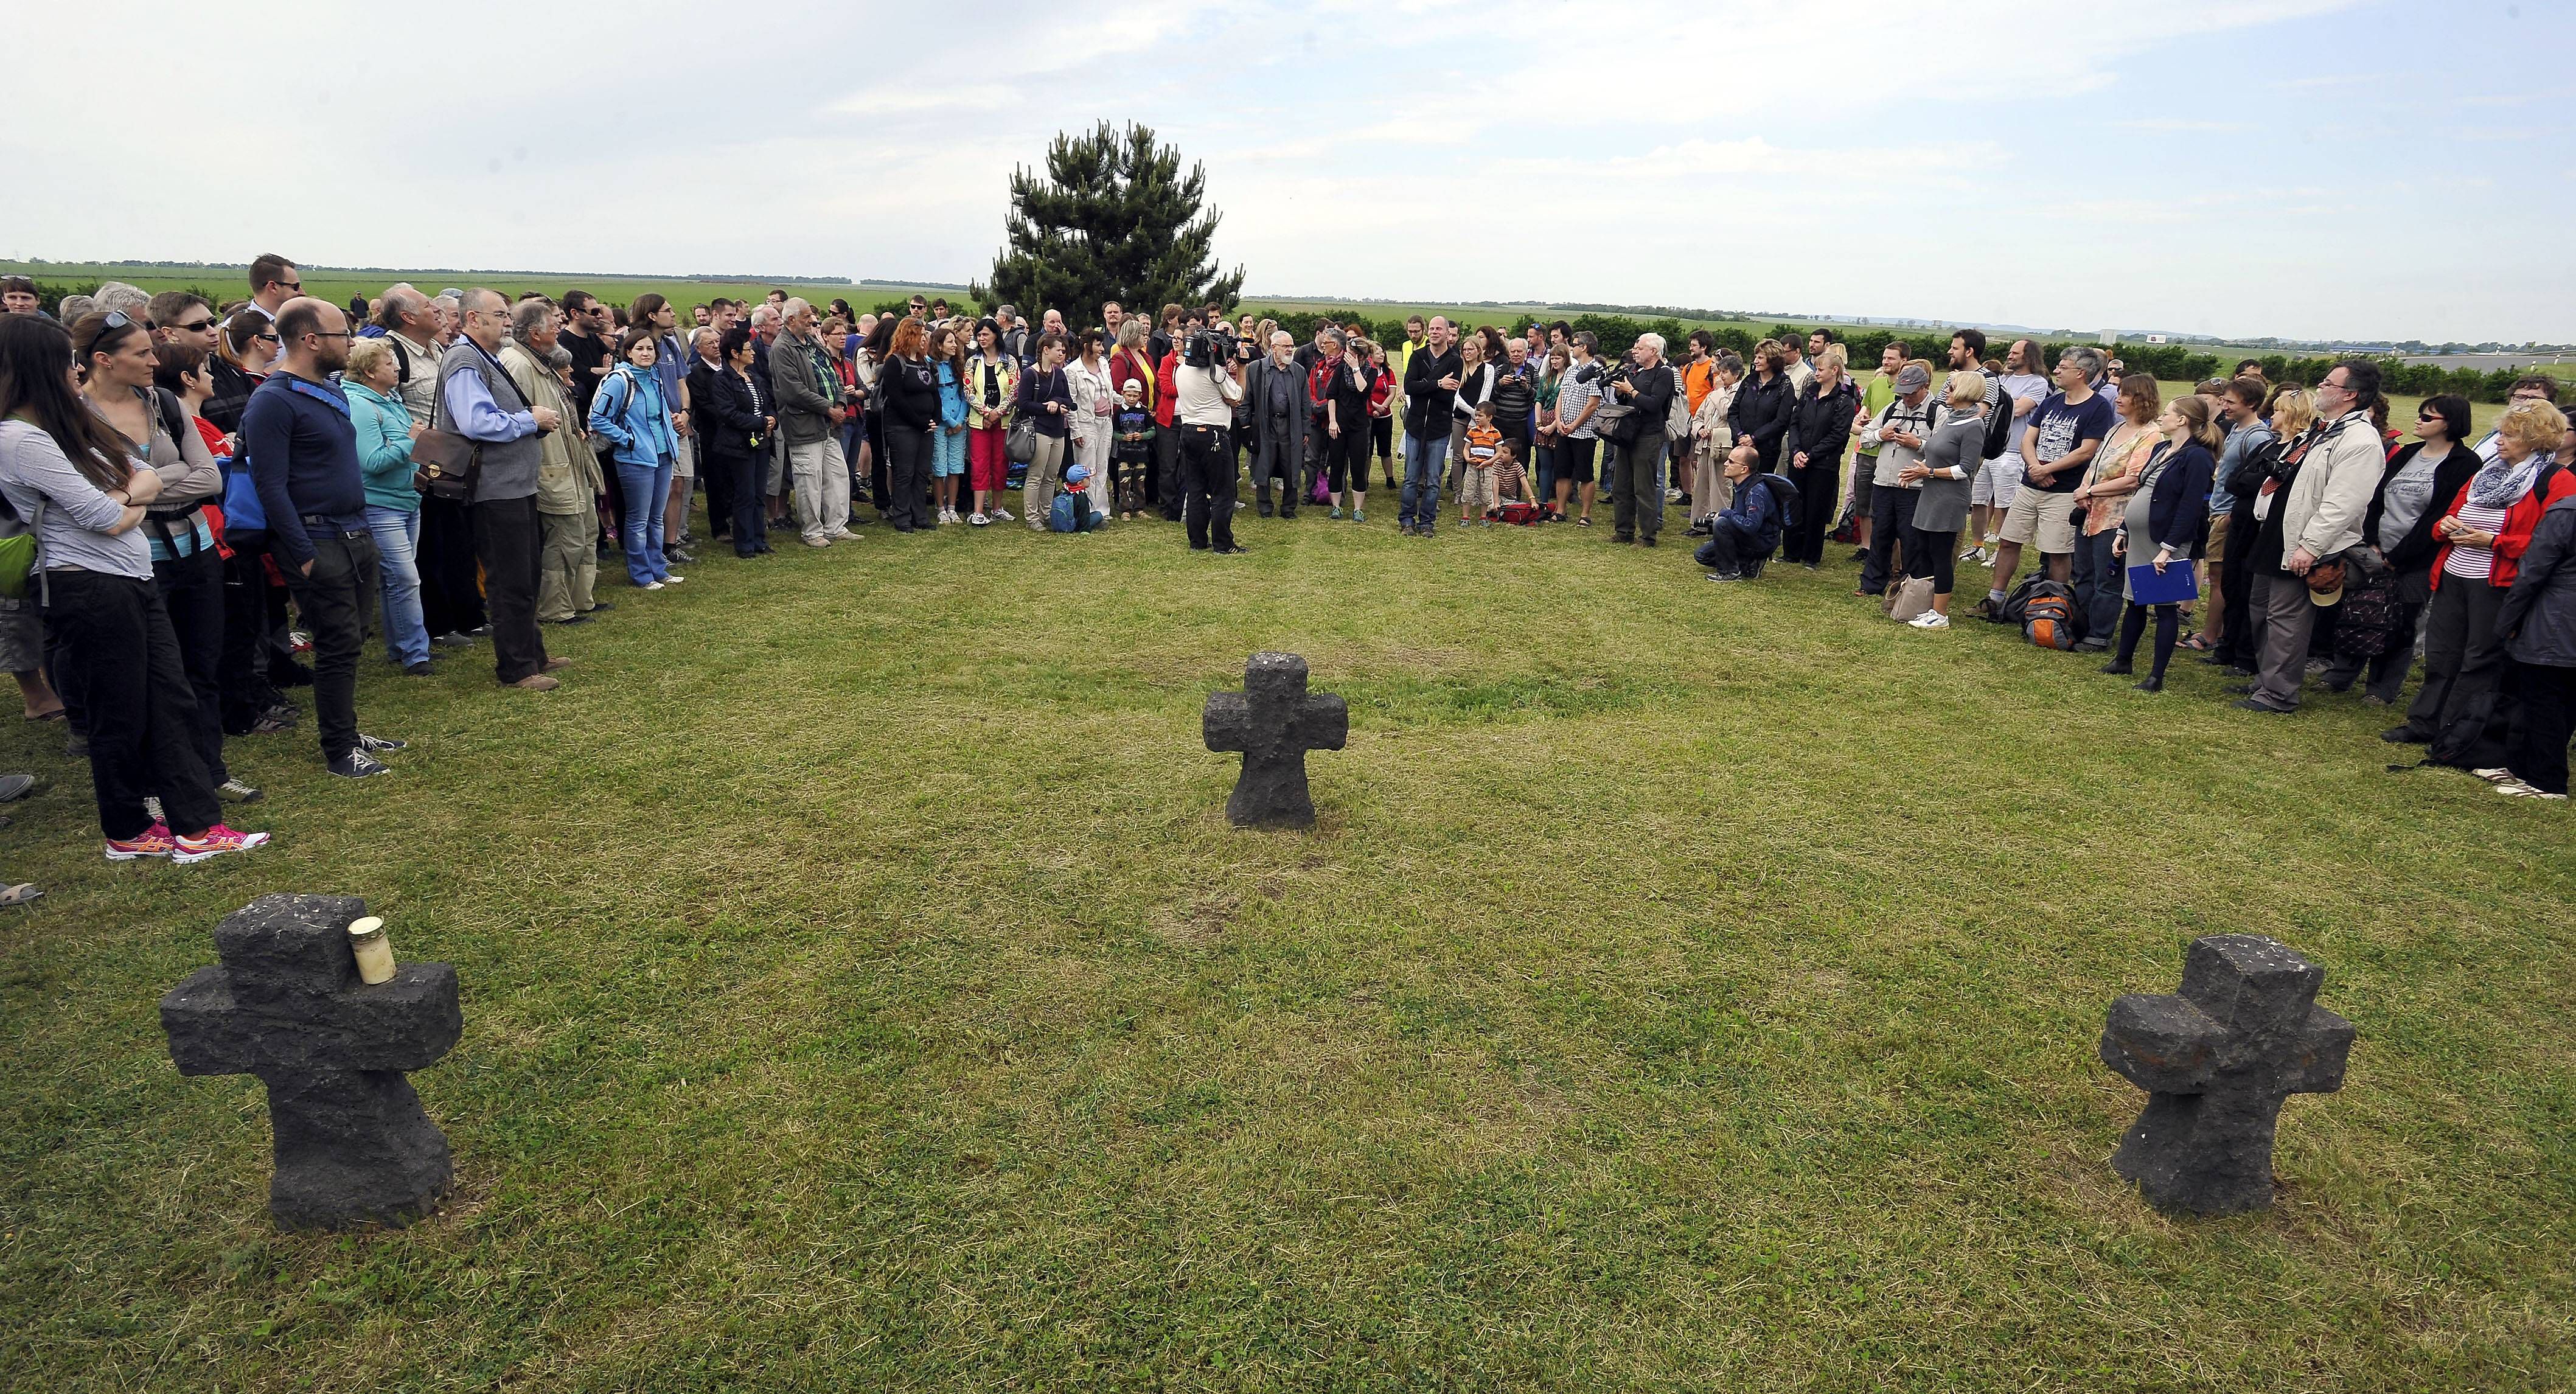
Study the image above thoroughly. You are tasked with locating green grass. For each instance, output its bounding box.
[3,503,2572,1390]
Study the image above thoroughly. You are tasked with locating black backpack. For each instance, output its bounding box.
[1755,472,1801,532]
[1980,384,2017,461]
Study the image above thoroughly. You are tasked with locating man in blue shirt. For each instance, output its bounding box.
[242,298,406,777]
[437,288,563,691]
[2205,377,2274,669]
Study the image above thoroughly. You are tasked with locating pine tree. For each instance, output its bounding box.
[973,122,1244,326]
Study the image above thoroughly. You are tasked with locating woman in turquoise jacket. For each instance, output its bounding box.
[931,324,969,523]
[340,338,431,670]
[588,330,680,589]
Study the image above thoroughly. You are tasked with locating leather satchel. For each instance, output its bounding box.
[412,428,479,503]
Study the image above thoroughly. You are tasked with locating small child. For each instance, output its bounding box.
[1460,403,1502,524]
[1492,439,1528,505]
[1110,381,1155,521]
[1059,462,1098,532]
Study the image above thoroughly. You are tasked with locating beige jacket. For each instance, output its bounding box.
[500,343,604,515]
[2283,412,2383,560]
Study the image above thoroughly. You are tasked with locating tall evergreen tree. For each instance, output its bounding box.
[973,122,1244,324]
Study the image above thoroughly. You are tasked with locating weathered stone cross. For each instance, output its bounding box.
[162,894,462,1230]
[1203,652,1347,828]
[2099,933,2354,1215]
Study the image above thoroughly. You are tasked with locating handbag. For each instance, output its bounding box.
[1885,574,1935,622]
[1005,416,1040,464]
[414,351,535,503]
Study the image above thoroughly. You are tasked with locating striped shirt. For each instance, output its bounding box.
[2443,500,2510,581]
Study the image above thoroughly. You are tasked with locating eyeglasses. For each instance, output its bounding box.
[305,330,353,341]
[172,318,215,333]
[276,282,302,293]
[99,309,133,332]
[251,331,280,344]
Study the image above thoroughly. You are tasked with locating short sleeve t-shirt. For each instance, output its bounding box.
[1556,366,1603,440]
[1996,374,2050,462]
[2023,390,2115,493]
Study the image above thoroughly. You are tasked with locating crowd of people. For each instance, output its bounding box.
[1,259,2572,898]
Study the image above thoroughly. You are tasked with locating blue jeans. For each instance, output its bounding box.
[1401,431,1448,531]
[364,504,429,666]
[616,457,674,586]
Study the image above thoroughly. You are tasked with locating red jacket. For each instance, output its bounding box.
[1154,352,1178,428]
[2430,464,2575,591]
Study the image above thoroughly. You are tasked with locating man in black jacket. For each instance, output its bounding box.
[1607,332,1676,546]
[1399,317,1460,535]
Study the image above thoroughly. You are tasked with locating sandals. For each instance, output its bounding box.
[0,883,40,907]
[2179,634,2212,652]
[1576,516,1593,527]
[23,709,64,723]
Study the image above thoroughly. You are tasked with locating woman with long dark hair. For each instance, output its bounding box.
[1727,339,1795,474]
[0,316,270,862]
[963,319,1018,526]
[71,311,259,807]
[587,329,681,590]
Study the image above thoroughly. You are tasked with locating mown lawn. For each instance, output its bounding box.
[2,504,2571,1392]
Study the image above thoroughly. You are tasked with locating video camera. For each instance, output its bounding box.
[1182,324,1237,370]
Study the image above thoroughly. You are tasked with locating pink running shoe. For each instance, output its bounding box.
[105,822,175,861]
[170,824,273,865]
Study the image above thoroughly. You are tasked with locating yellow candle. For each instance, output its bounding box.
[347,916,396,986]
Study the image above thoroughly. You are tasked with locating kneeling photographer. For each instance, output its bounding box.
[1175,321,1247,554]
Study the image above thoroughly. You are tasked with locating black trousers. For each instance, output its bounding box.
[709,448,767,550]
[1155,425,1185,520]
[1860,486,1918,593]
[705,437,734,537]
[1907,526,1958,596]
[2215,501,2260,666]
[417,495,485,636]
[2406,579,2508,759]
[2508,660,2576,795]
[43,571,220,840]
[1783,459,1838,565]
[151,545,229,785]
[1181,424,1237,550]
[472,495,548,685]
[882,425,933,531]
[217,542,285,733]
[1694,519,1771,574]
[1611,431,1667,542]
[283,525,377,762]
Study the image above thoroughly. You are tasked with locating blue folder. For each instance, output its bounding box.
[2128,560,2200,605]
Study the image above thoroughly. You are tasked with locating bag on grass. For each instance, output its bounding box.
[1885,574,1936,622]
[1755,472,1803,534]
[2022,580,2080,649]
[1048,491,1081,532]
[1493,500,1545,526]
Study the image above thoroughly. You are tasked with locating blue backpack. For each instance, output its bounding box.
[1048,491,1081,532]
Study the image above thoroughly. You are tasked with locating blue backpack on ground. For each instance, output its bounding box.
[1048,491,1081,532]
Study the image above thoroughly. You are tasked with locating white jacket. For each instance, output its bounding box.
[2283,412,2383,560]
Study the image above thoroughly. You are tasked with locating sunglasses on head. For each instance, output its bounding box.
[99,309,134,332]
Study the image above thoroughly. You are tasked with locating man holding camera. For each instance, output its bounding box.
[1607,332,1677,546]
[1175,324,1248,554]
[771,298,856,547]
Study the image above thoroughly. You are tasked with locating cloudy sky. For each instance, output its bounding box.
[5,0,2567,343]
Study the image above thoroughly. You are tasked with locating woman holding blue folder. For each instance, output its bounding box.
[2103,396,2221,691]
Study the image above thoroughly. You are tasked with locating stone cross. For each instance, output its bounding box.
[2099,933,2353,1215]
[1203,652,1348,828]
[162,894,462,1230]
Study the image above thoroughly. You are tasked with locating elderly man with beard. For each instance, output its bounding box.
[501,299,607,628]
[1243,330,1311,517]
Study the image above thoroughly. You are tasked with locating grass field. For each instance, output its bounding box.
[2,496,2571,1391]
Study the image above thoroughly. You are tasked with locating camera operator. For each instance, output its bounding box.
[1176,322,1247,554]
[1607,332,1676,546]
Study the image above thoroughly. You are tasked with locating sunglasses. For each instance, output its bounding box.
[172,318,215,333]
[99,309,134,332]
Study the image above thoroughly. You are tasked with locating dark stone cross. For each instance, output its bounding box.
[162,894,463,1230]
[1203,652,1348,828]
[2099,933,2354,1215]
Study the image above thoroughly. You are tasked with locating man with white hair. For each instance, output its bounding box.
[768,297,855,546]
[1606,332,1677,546]
[501,298,605,627]
[91,281,150,319]
[1243,330,1310,517]
[437,288,565,690]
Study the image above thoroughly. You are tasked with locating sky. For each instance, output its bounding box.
[4,0,2569,344]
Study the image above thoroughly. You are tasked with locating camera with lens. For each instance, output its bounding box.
[1182,325,1234,369]
[1594,358,1632,389]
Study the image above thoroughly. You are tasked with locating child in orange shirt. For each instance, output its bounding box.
[1460,403,1502,524]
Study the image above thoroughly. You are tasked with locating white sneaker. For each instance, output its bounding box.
[644,580,666,591]
[664,574,684,583]
[1958,543,1982,562]
[2471,767,2516,783]
[1909,611,1951,630]
[990,506,1014,521]
[969,512,989,527]
[2494,778,2566,800]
